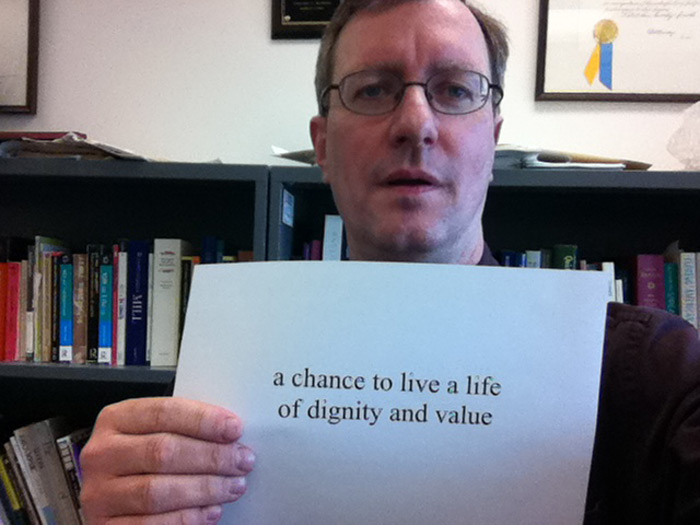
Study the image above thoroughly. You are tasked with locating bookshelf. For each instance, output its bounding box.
[0,158,268,430]
[268,166,700,263]
[3,160,700,431]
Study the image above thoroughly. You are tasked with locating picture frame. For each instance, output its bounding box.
[535,0,699,102]
[0,0,39,114]
[271,0,340,40]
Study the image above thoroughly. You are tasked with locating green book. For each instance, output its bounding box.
[552,244,578,270]
[665,262,679,315]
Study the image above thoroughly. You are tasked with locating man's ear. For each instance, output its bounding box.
[493,114,503,144]
[310,116,329,182]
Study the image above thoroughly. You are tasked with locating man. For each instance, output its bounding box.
[80,1,700,523]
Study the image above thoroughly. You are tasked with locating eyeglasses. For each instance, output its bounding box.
[321,69,503,116]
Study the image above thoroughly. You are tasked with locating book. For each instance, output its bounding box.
[0,451,29,525]
[55,428,90,524]
[3,443,39,525]
[665,262,680,315]
[3,263,23,361]
[322,215,344,261]
[125,240,150,366]
[12,418,81,524]
[86,244,105,363]
[32,237,68,363]
[552,244,578,270]
[634,254,665,309]
[0,262,8,361]
[664,242,697,328]
[58,255,74,363]
[115,243,129,366]
[150,239,193,367]
[146,251,154,364]
[98,254,113,364]
[525,250,542,268]
[71,254,88,364]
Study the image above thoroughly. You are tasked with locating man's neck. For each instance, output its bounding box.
[348,237,485,265]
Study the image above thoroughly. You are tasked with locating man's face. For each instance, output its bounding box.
[311,0,502,264]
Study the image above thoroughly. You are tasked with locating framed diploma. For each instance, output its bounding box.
[271,0,341,39]
[0,0,39,113]
[536,0,699,102]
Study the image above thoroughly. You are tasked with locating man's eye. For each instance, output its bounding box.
[357,84,387,99]
[444,84,474,100]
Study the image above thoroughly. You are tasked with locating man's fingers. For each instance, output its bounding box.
[94,433,255,476]
[93,397,242,442]
[106,505,223,525]
[82,474,247,518]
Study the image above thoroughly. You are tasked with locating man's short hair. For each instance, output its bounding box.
[314,0,509,116]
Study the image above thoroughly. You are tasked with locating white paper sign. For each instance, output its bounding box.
[175,262,612,524]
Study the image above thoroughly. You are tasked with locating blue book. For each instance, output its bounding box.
[98,254,113,364]
[58,254,73,363]
[125,240,150,365]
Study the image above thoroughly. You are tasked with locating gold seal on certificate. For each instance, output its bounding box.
[594,19,619,44]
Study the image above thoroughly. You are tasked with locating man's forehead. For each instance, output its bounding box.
[332,0,490,79]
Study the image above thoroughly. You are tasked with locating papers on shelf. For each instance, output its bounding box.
[0,132,153,161]
[495,144,651,170]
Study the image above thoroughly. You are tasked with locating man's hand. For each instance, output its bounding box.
[80,397,255,524]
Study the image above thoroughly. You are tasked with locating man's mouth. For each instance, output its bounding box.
[383,169,440,188]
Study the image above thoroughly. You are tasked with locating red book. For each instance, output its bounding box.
[4,262,22,361]
[0,263,7,360]
[635,254,666,309]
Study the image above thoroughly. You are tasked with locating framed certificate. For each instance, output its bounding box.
[535,0,699,102]
[0,0,39,113]
[271,0,340,39]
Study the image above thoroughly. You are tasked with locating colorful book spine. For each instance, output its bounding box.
[552,244,578,270]
[634,254,665,309]
[98,254,113,364]
[322,215,344,261]
[58,254,74,363]
[4,262,22,361]
[125,240,150,366]
[71,254,88,364]
[86,244,105,363]
[664,262,679,315]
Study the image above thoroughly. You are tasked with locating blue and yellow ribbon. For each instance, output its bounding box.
[584,20,619,90]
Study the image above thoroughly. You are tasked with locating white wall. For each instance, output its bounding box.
[0,0,691,169]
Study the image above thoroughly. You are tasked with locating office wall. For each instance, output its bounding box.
[0,0,691,169]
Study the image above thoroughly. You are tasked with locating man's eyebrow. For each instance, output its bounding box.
[341,60,482,79]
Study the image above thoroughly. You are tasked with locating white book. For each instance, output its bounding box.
[116,250,128,366]
[680,252,697,328]
[322,215,344,261]
[525,250,541,268]
[601,262,618,302]
[147,251,154,364]
[150,239,192,367]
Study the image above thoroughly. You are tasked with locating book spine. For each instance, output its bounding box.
[24,250,35,363]
[86,245,104,363]
[111,245,119,366]
[552,244,578,270]
[18,260,29,362]
[679,252,697,328]
[665,262,680,315]
[151,239,188,367]
[3,443,39,525]
[58,255,74,363]
[125,241,149,366]
[322,215,344,261]
[0,452,29,525]
[0,263,8,360]
[525,250,542,268]
[4,262,22,361]
[55,438,83,524]
[50,253,63,362]
[98,254,113,364]
[116,247,128,366]
[146,251,154,364]
[72,254,88,364]
[634,254,665,309]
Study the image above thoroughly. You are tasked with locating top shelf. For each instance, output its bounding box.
[0,158,268,182]
[270,165,700,191]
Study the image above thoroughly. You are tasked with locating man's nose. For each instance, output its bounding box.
[388,85,439,149]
